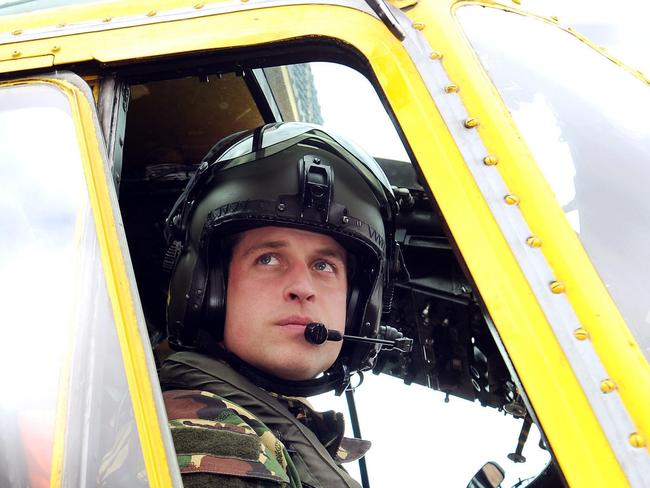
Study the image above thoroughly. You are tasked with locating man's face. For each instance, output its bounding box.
[223,226,347,381]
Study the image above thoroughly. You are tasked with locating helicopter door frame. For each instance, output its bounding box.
[0,72,179,487]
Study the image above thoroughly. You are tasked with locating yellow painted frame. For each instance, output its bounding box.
[455,0,650,446]
[3,0,648,485]
[63,75,175,487]
[395,0,650,482]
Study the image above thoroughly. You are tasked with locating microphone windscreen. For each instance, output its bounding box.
[304,322,328,345]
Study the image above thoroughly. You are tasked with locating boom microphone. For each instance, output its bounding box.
[304,322,413,352]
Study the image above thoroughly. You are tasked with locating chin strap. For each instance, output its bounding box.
[196,330,351,397]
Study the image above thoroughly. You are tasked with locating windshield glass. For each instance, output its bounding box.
[458,6,650,361]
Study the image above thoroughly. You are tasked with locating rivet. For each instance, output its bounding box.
[102,16,112,22]
[51,45,61,53]
[483,155,498,166]
[444,83,459,93]
[526,236,542,248]
[342,215,350,224]
[574,328,589,340]
[551,16,559,22]
[429,50,443,60]
[56,23,66,28]
[193,2,205,8]
[12,29,22,36]
[277,203,286,212]
[549,281,566,294]
[464,118,479,129]
[11,50,21,58]
[147,10,157,16]
[504,194,520,206]
[512,0,521,4]
[600,379,617,394]
[413,22,425,30]
[629,433,647,448]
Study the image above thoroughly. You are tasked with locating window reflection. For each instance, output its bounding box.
[459,6,650,359]
[0,83,83,487]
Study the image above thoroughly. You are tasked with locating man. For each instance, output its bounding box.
[159,123,404,487]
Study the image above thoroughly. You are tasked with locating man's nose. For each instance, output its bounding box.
[283,263,316,303]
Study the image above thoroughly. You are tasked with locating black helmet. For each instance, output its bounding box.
[164,122,403,395]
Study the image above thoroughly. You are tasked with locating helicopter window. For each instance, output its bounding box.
[458,6,650,361]
[0,82,148,486]
[262,62,410,163]
[117,57,553,487]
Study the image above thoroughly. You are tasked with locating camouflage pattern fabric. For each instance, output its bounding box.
[164,390,301,487]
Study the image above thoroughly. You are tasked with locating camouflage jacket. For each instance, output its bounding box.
[160,352,369,488]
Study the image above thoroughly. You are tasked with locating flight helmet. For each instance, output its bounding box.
[164,122,403,395]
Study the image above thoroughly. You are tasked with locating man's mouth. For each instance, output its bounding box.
[276,315,314,327]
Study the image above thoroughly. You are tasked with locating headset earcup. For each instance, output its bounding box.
[202,255,227,340]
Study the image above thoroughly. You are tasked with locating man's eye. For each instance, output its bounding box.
[313,260,335,273]
[257,254,280,266]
